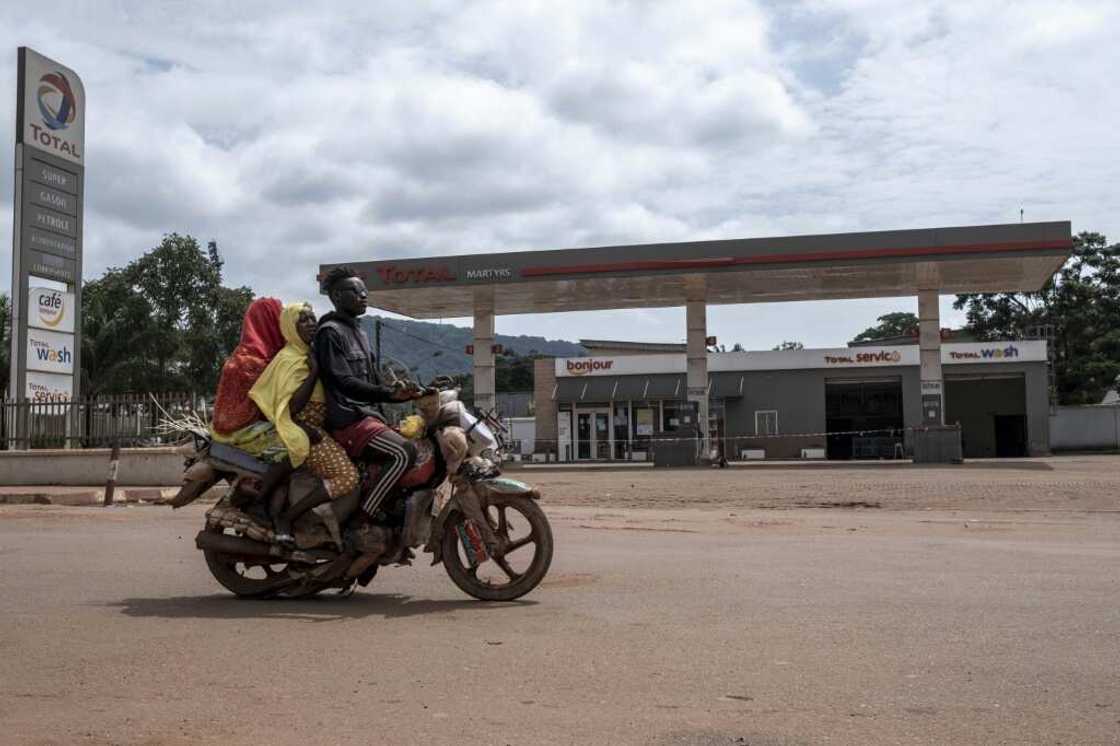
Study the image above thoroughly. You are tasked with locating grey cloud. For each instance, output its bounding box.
[83,144,228,231]
[274,219,333,247]
[191,124,262,153]
[365,168,562,222]
[0,1,1115,352]
[545,63,810,147]
[261,171,358,207]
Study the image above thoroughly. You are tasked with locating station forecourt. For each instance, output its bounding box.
[320,220,1071,463]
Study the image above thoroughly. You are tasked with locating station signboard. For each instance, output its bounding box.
[22,249,77,284]
[555,342,1048,378]
[19,48,85,164]
[26,370,74,402]
[28,287,76,333]
[9,47,85,402]
[26,327,75,375]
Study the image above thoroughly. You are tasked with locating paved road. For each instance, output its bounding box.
[1,502,1118,745]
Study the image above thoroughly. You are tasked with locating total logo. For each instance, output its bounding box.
[38,71,76,130]
[28,70,81,159]
[566,359,614,376]
[376,265,456,285]
[824,350,902,365]
[28,380,70,403]
[857,350,902,363]
[949,345,1020,361]
[983,345,1019,359]
[36,290,66,328]
[30,337,73,365]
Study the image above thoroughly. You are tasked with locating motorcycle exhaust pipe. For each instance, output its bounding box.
[195,530,278,559]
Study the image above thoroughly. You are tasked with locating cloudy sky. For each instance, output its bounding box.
[2,1,1116,349]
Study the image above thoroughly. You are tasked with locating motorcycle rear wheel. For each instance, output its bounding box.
[202,527,323,599]
[441,495,553,602]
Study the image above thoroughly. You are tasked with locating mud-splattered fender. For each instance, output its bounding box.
[476,477,540,500]
[425,490,466,565]
[424,477,540,564]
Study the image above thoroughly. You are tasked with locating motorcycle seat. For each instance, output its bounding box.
[207,441,270,475]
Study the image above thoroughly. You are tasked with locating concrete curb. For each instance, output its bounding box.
[0,485,225,507]
[0,447,184,487]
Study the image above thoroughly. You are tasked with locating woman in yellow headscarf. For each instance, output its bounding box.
[250,303,358,504]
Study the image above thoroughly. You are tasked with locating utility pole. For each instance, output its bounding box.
[374,318,382,365]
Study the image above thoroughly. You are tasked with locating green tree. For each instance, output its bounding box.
[495,351,538,391]
[851,312,919,343]
[446,352,539,409]
[125,233,222,387]
[954,231,1120,405]
[81,269,161,394]
[182,284,254,391]
[81,234,253,395]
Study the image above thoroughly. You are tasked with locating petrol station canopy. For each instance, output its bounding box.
[322,221,1072,319]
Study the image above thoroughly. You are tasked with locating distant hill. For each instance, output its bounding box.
[360,315,585,383]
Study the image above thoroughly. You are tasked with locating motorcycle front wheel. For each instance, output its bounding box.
[441,494,553,602]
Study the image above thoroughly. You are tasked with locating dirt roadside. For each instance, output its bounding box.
[523,454,1120,512]
[3,454,1117,512]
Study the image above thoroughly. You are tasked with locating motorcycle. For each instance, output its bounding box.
[168,381,553,601]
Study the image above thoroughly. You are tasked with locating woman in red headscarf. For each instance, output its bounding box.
[212,297,285,435]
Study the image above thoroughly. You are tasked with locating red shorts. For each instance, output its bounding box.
[332,417,392,460]
[337,419,439,491]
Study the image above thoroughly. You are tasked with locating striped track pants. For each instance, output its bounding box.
[362,432,414,516]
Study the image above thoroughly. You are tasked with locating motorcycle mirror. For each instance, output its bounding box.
[380,359,414,386]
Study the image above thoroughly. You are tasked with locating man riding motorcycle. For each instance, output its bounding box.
[171,267,554,601]
[315,266,423,518]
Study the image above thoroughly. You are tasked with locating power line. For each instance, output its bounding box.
[378,320,463,355]
[376,318,533,366]
[375,319,468,357]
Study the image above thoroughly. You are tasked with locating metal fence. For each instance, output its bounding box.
[1,393,199,450]
[0,388,534,450]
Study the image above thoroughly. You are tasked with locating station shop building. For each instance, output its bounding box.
[532,340,1050,461]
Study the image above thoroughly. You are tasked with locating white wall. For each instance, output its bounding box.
[1050,406,1120,451]
[504,417,536,455]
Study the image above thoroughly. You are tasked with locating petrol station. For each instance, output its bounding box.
[323,220,1071,462]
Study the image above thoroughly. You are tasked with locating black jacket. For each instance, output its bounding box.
[314,312,396,430]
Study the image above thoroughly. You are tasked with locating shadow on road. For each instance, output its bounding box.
[949,461,1054,471]
[726,459,1056,472]
[108,592,534,623]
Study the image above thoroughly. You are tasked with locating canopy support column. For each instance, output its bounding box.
[473,287,496,415]
[686,276,710,459]
[918,288,944,425]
